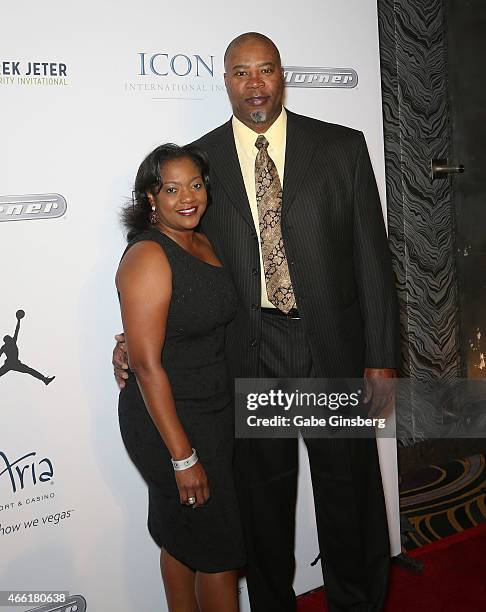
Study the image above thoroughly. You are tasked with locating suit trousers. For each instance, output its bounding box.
[234,312,390,612]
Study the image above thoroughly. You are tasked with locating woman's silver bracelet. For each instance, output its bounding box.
[172,448,198,471]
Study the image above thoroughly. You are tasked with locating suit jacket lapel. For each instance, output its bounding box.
[206,112,318,226]
[282,110,318,218]
[206,120,254,228]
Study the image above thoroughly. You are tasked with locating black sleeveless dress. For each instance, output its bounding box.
[118,228,245,572]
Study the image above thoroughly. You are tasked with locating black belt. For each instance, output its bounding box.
[261,307,300,319]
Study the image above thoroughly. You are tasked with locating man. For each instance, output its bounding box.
[115,32,398,612]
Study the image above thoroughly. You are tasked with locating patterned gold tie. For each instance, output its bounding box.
[255,135,295,313]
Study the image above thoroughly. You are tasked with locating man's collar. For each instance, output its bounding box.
[232,107,286,151]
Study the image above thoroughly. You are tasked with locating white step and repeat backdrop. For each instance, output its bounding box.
[1,1,400,610]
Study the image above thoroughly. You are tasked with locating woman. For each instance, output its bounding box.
[116,144,245,612]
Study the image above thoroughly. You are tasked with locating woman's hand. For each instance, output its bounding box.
[175,462,210,509]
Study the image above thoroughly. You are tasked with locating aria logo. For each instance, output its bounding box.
[26,595,87,612]
[283,66,358,88]
[0,449,54,495]
[0,194,67,222]
[0,310,55,385]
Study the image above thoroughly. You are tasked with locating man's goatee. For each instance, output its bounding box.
[250,110,267,123]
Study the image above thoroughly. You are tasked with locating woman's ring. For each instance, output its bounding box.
[187,497,196,505]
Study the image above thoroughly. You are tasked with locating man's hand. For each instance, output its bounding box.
[363,368,396,418]
[113,333,129,389]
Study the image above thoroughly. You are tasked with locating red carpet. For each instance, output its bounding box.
[297,522,486,611]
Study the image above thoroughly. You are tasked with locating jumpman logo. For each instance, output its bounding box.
[0,310,55,385]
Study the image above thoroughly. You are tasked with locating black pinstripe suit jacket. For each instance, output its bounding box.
[194,109,399,379]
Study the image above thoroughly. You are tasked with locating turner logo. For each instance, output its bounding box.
[0,450,54,495]
[283,66,358,88]
[0,194,67,222]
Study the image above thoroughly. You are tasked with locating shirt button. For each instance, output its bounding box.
[250,339,258,347]
[251,268,258,276]
[251,303,258,311]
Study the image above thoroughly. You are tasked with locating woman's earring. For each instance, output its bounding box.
[150,205,159,225]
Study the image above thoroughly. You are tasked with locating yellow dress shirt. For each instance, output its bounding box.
[232,107,287,308]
